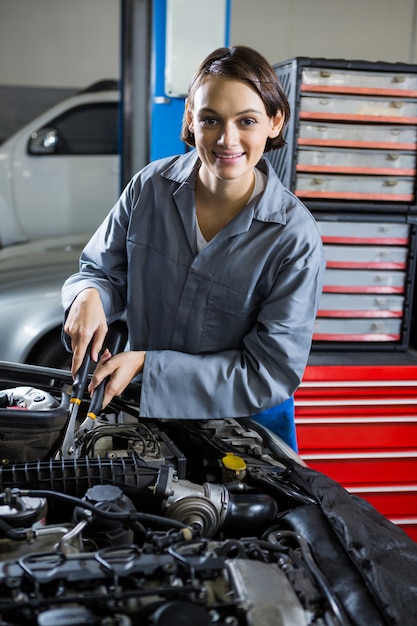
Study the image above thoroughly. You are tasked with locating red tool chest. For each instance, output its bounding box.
[295,362,417,542]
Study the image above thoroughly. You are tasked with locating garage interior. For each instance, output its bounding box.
[1,0,417,543]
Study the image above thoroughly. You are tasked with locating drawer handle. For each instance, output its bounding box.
[312,177,326,185]
[390,101,404,109]
[393,75,406,83]
[387,153,400,161]
[320,70,332,78]
[384,179,398,187]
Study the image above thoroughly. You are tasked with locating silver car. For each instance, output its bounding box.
[0,235,87,368]
[0,235,116,369]
[0,234,127,369]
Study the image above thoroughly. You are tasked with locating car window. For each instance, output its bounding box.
[29,102,119,155]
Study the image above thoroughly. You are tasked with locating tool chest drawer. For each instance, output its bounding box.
[296,172,414,201]
[300,67,417,96]
[318,293,404,316]
[312,216,417,349]
[270,56,417,206]
[296,147,416,176]
[299,94,417,123]
[317,219,410,243]
[304,453,417,486]
[348,487,417,519]
[323,243,408,268]
[313,317,402,342]
[294,363,417,541]
[296,418,417,453]
[323,268,406,293]
[298,121,417,150]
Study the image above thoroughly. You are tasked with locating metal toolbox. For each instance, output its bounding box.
[312,215,417,350]
[269,57,417,207]
[268,56,417,351]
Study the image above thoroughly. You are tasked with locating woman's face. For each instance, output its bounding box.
[187,77,284,187]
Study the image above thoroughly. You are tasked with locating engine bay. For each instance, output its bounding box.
[0,361,408,626]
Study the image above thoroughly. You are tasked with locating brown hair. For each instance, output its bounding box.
[181,45,290,152]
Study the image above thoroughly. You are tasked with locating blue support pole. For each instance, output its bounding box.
[150,0,231,161]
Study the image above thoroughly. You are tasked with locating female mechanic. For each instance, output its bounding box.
[62,45,325,450]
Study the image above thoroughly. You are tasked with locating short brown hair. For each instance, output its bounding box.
[181,45,290,152]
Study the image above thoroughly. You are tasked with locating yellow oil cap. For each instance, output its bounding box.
[222,452,247,473]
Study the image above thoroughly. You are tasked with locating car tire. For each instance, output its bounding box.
[29,331,72,370]
[28,322,127,372]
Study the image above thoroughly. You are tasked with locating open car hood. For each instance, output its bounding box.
[0,360,415,625]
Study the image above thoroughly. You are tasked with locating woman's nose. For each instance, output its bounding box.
[217,123,239,146]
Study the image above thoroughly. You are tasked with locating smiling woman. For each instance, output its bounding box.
[187,78,284,241]
[62,46,326,451]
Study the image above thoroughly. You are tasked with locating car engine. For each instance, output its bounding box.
[0,362,410,626]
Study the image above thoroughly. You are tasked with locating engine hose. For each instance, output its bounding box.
[0,457,159,507]
[165,481,279,537]
[0,517,28,541]
[223,492,279,533]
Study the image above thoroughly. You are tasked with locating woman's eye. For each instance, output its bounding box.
[241,118,256,126]
[201,118,218,127]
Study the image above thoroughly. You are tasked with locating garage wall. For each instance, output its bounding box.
[0,0,416,140]
[0,0,121,141]
[1,0,416,90]
[0,0,121,88]
[231,0,417,66]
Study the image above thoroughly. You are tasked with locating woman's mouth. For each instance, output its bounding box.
[214,152,244,162]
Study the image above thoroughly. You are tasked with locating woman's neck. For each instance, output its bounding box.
[195,169,255,241]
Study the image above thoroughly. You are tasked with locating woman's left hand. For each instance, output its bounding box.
[88,349,146,409]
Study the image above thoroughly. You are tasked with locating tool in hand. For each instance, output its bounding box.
[76,330,124,437]
[59,341,93,460]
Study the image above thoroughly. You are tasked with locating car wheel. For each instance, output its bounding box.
[28,322,127,372]
[28,331,72,371]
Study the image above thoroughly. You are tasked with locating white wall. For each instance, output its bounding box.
[0,0,120,88]
[231,0,417,66]
[0,0,416,88]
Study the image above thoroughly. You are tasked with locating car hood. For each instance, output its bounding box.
[0,235,87,290]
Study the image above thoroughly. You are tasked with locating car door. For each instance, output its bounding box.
[12,98,120,239]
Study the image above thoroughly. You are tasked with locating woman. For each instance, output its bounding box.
[62,46,325,450]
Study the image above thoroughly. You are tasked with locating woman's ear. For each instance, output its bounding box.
[268,111,285,139]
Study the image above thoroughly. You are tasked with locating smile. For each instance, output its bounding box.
[214,152,244,160]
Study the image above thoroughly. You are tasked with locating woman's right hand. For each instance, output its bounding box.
[64,288,108,378]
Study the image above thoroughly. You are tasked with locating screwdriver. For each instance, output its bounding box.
[59,341,93,459]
